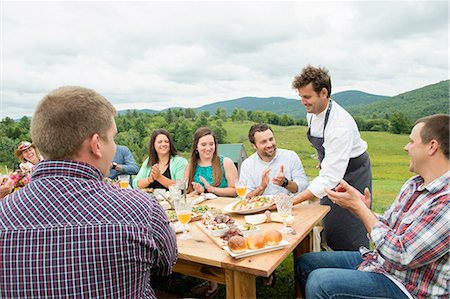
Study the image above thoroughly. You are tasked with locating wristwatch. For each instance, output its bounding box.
[112,162,118,169]
[281,177,289,187]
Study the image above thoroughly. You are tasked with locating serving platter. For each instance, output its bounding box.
[223,239,289,259]
[223,196,275,214]
[165,205,220,222]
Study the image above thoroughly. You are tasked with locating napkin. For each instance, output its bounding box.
[169,221,190,234]
[192,195,205,205]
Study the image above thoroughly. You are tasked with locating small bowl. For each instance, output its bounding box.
[238,224,261,237]
[208,223,230,237]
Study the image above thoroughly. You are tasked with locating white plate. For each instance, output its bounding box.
[237,225,261,237]
[223,240,289,259]
[223,199,274,215]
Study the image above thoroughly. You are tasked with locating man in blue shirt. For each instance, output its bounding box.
[108,145,139,184]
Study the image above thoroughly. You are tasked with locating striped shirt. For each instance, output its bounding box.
[359,171,449,299]
[0,160,177,298]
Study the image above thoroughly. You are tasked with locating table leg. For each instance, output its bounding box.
[225,269,256,299]
[294,231,313,299]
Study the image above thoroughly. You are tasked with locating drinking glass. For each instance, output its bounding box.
[175,179,188,198]
[274,194,294,233]
[172,195,193,240]
[118,174,130,189]
[235,179,247,199]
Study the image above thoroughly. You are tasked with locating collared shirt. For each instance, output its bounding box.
[108,145,139,179]
[0,160,177,299]
[307,100,368,198]
[359,171,450,299]
[239,148,308,195]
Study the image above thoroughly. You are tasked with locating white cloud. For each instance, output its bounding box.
[1,1,448,119]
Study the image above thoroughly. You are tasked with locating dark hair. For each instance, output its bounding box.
[415,114,449,159]
[248,123,273,144]
[291,65,332,98]
[187,127,222,192]
[147,129,178,166]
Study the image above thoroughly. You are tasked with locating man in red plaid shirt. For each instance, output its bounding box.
[296,114,449,299]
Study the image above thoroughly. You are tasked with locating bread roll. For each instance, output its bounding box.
[246,234,266,250]
[228,236,247,253]
[263,230,282,246]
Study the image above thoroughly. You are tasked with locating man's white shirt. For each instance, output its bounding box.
[307,100,368,198]
[239,148,308,195]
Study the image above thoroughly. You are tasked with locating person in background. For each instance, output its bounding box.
[0,86,177,298]
[0,176,13,199]
[291,65,372,251]
[185,127,238,298]
[108,144,139,185]
[240,123,308,198]
[185,127,238,197]
[133,129,187,190]
[14,141,43,174]
[297,114,449,299]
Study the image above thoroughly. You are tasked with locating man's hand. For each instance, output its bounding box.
[260,168,271,189]
[272,165,285,186]
[325,180,371,213]
[326,180,376,233]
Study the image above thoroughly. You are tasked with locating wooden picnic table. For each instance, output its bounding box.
[173,197,330,299]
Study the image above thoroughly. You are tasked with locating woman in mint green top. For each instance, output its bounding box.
[185,127,238,197]
[133,129,187,190]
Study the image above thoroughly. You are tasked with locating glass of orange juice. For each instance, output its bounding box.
[118,175,130,189]
[173,196,193,240]
[235,179,247,199]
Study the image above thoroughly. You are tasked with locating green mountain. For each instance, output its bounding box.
[194,91,386,118]
[348,80,449,120]
[331,90,388,106]
[195,96,304,118]
[117,81,448,121]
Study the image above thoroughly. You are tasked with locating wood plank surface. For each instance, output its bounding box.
[174,197,330,298]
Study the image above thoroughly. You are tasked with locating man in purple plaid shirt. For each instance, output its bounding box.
[0,86,178,298]
[296,114,449,299]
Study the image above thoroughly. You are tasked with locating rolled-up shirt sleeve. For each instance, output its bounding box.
[307,128,353,198]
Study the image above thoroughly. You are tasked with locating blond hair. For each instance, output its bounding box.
[30,86,117,160]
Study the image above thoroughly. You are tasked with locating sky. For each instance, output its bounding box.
[1,0,448,119]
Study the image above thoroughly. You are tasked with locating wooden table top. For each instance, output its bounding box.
[176,197,330,277]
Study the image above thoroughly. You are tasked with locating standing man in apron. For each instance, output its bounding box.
[291,65,372,250]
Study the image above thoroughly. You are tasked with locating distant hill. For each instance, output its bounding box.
[195,97,305,118]
[331,90,388,106]
[117,81,448,121]
[118,108,158,115]
[348,80,449,120]
[194,91,386,118]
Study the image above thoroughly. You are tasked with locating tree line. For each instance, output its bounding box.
[0,108,413,169]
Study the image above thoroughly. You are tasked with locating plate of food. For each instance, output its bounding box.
[223,230,289,259]
[165,205,220,222]
[223,195,275,214]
